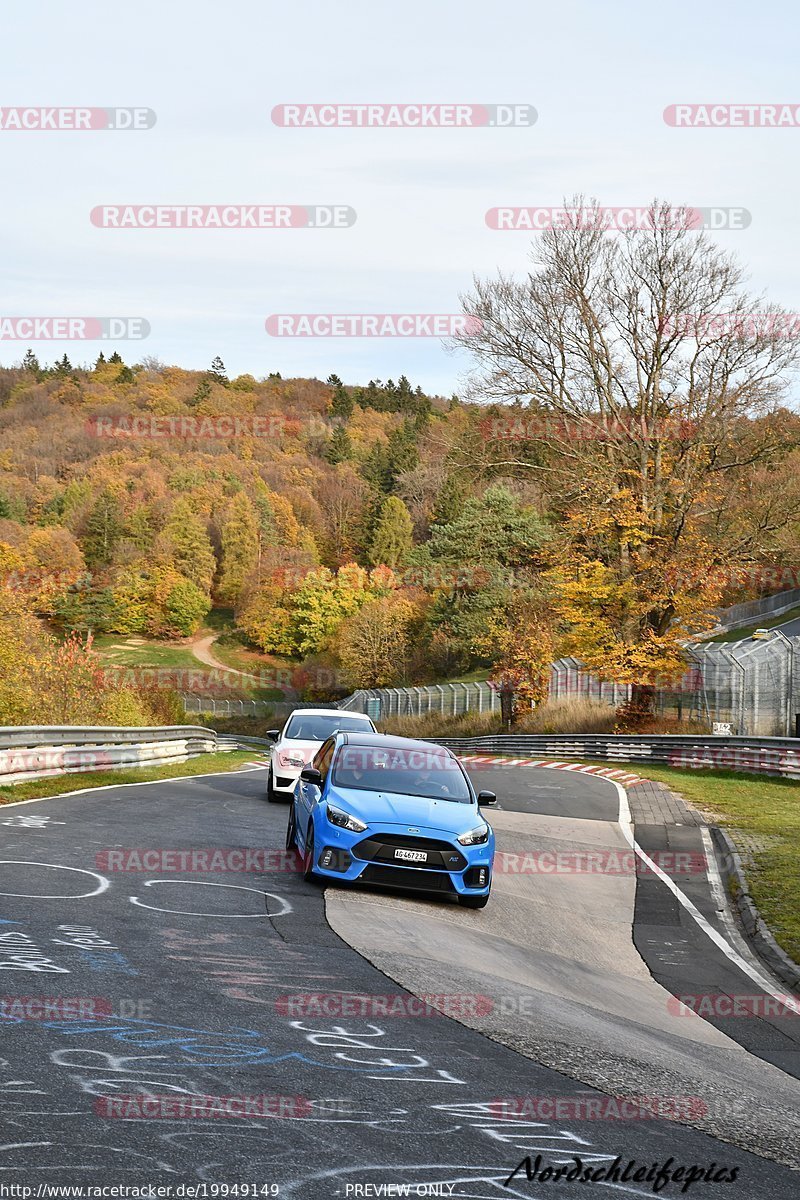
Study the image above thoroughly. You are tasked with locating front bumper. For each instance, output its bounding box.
[308,813,493,896]
[270,762,305,793]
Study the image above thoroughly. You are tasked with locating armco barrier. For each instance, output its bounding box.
[0,726,218,786]
[422,734,800,781]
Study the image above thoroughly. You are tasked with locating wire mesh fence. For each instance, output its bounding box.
[335,636,800,736]
[179,695,318,720]
[338,682,503,719]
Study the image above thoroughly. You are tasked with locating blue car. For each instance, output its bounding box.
[285,732,497,908]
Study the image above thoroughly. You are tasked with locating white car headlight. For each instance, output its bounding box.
[278,751,306,769]
[326,804,367,833]
[457,824,490,846]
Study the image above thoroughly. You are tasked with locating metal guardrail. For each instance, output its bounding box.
[0,725,212,749]
[423,733,800,781]
[0,725,219,786]
[710,586,800,634]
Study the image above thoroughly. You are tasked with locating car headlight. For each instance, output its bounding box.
[457,824,490,846]
[326,804,367,833]
[278,752,306,769]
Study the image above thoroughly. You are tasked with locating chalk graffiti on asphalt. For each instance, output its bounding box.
[129,879,292,918]
[0,860,109,899]
[289,1021,466,1084]
[159,927,344,1003]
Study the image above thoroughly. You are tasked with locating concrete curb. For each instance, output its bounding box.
[709,824,800,991]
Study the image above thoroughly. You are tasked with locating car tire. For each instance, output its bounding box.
[302,824,318,883]
[267,768,282,803]
[286,803,297,852]
[459,891,490,909]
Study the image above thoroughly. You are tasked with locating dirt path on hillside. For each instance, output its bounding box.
[190,632,259,681]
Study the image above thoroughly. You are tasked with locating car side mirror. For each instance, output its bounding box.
[266,729,280,741]
[300,766,323,787]
[477,790,497,807]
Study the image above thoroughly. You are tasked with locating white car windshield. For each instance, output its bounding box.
[283,714,373,742]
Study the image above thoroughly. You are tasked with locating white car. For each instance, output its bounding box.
[265,707,377,803]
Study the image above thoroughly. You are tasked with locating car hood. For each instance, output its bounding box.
[327,786,486,837]
[275,740,320,763]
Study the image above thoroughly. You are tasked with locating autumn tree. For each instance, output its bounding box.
[82,488,125,569]
[368,496,413,568]
[218,492,259,604]
[456,198,800,701]
[157,499,216,594]
[316,466,370,565]
[337,594,416,687]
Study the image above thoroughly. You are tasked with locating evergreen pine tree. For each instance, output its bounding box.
[190,378,212,406]
[210,356,228,384]
[329,383,354,420]
[83,488,124,569]
[325,424,353,464]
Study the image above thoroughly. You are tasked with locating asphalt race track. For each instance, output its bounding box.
[0,763,798,1197]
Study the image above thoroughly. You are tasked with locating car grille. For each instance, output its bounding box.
[359,864,456,893]
[352,834,467,872]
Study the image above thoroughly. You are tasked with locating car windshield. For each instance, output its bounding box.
[332,744,472,803]
[283,714,373,742]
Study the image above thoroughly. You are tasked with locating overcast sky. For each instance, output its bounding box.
[2,0,799,396]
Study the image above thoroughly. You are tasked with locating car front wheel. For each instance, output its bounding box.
[286,803,297,851]
[267,767,283,803]
[302,824,318,883]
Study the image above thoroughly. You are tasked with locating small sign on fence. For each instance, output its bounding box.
[712,722,733,736]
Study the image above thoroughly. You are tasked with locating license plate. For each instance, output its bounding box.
[394,848,427,863]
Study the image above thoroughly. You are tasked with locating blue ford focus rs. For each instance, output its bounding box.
[285,732,497,908]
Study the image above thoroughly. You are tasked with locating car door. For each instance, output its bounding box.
[296,737,334,843]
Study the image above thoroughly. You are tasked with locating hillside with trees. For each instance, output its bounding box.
[3,211,800,724]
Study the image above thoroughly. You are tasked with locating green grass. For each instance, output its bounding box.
[91,634,201,670]
[707,603,800,643]
[197,640,298,700]
[443,667,492,684]
[0,750,260,805]
[572,759,800,964]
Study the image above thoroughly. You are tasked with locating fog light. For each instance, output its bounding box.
[319,847,351,872]
[464,866,489,888]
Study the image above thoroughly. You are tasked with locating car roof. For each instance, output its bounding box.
[286,708,373,719]
[339,731,455,756]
